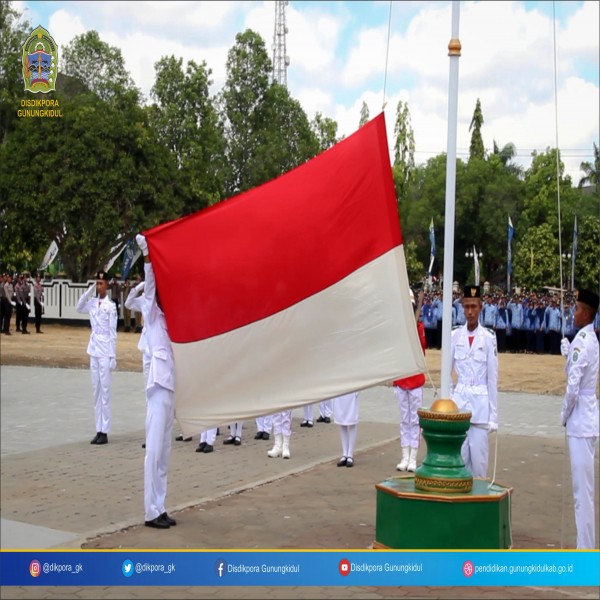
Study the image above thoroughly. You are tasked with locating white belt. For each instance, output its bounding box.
[456,383,487,393]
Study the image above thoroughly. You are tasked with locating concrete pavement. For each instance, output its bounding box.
[1,365,598,599]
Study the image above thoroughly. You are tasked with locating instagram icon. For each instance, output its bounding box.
[29,560,41,577]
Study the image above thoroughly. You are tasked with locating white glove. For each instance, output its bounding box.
[86,283,96,297]
[25,303,30,311]
[10,301,16,307]
[110,358,117,371]
[135,281,145,293]
[560,338,570,358]
[488,422,498,433]
[136,234,149,257]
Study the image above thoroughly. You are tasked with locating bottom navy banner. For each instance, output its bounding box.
[1,550,598,587]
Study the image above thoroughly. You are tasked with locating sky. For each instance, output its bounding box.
[15,0,600,184]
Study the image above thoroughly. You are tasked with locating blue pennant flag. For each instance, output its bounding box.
[507,215,514,276]
[428,218,435,275]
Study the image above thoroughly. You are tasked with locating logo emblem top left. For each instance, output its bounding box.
[22,25,58,93]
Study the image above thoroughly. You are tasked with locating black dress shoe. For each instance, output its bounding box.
[306,421,314,428]
[203,444,214,453]
[223,436,235,445]
[96,433,108,445]
[346,457,354,467]
[196,442,207,453]
[254,431,264,439]
[300,420,309,427]
[337,457,347,467]
[324,417,331,423]
[22,330,30,334]
[90,432,101,445]
[142,442,146,449]
[175,434,184,441]
[161,512,177,526]
[234,436,242,446]
[145,515,170,529]
[261,432,270,441]
[316,415,325,423]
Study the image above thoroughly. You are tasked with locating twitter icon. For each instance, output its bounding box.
[122,560,134,577]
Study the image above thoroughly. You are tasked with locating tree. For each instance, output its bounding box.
[359,101,370,128]
[0,1,30,143]
[392,100,415,203]
[578,142,599,192]
[219,29,272,195]
[492,139,522,177]
[61,31,138,103]
[150,55,226,212]
[0,91,182,281]
[468,98,485,161]
[310,111,340,153]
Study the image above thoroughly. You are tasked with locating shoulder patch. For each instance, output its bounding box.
[580,332,586,339]
[572,351,580,363]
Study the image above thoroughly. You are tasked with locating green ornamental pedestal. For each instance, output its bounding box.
[374,399,512,549]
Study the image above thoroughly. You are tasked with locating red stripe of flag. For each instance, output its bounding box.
[145,113,401,344]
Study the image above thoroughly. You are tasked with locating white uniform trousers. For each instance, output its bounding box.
[568,436,597,549]
[144,384,174,521]
[394,386,422,448]
[319,399,333,418]
[461,424,489,479]
[228,422,243,438]
[256,414,272,434]
[90,356,112,433]
[200,428,217,446]
[303,404,314,422]
[272,410,292,437]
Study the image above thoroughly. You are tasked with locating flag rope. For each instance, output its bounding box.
[381,0,393,110]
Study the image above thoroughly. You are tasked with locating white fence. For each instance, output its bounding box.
[41,279,128,322]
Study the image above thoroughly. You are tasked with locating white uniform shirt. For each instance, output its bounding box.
[450,323,498,425]
[140,262,175,392]
[76,288,117,358]
[561,323,599,438]
[124,287,148,356]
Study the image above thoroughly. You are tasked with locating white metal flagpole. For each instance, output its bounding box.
[440,0,461,400]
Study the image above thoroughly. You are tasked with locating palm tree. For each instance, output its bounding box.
[578,142,599,192]
[492,140,522,176]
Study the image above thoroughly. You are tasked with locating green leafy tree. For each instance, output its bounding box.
[62,30,139,102]
[310,111,340,152]
[0,91,182,281]
[359,101,369,128]
[150,55,226,212]
[392,100,415,204]
[219,29,272,195]
[403,240,425,284]
[492,140,522,177]
[578,142,599,192]
[0,0,30,143]
[572,214,600,291]
[468,98,485,161]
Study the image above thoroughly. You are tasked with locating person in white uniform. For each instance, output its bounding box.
[196,427,218,453]
[255,414,272,440]
[560,288,599,549]
[333,392,360,467]
[223,421,244,445]
[301,403,315,427]
[135,234,177,530]
[450,285,498,479]
[76,270,117,446]
[268,410,292,459]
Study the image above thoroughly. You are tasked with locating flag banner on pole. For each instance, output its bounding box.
[38,240,59,271]
[571,214,577,288]
[473,245,480,285]
[144,113,426,433]
[121,239,141,279]
[103,234,126,273]
[507,216,514,276]
[428,218,436,275]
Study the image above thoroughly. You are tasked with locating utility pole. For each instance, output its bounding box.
[272,0,290,86]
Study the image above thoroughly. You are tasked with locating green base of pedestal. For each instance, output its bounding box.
[375,475,513,549]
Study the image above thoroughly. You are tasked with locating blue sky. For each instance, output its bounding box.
[16,1,600,182]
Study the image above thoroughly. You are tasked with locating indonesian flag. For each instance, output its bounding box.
[145,113,426,434]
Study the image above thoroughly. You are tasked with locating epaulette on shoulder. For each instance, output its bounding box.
[485,327,496,337]
[452,325,462,330]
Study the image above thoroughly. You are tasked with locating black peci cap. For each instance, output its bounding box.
[576,289,599,312]
[463,285,481,299]
[96,271,109,281]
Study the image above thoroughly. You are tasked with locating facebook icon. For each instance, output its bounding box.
[215,559,226,578]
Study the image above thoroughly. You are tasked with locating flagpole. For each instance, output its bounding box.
[440,0,461,399]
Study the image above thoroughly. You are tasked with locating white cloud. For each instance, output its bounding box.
[22,0,599,184]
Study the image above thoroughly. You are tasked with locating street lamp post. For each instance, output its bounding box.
[465,248,483,285]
